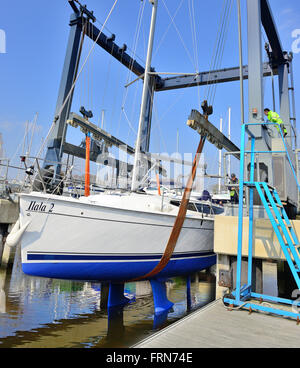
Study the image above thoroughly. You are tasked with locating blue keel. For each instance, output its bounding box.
[150,279,174,314]
[107,283,131,309]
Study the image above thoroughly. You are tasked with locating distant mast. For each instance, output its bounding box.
[228,107,231,176]
[131,0,158,192]
[0,133,3,158]
[218,117,223,192]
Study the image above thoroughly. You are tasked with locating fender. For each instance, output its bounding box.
[5,220,30,248]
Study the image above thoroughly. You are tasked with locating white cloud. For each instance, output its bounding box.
[0,121,14,132]
[279,8,300,31]
[281,8,293,15]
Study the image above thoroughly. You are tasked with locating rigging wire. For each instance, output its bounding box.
[188,0,199,74]
[28,113,39,159]
[207,0,233,106]
[153,0,185,59]
[36,0,119,160]
[59,16,88,160]
[109,55,124,134]
[100,44,115,120]
[152,103,169,154]
[204,0,227,101]
[188,0,201,110]
[150,0,202,155]
[204,0,233,105]
[88,20,94,112]
[152,0,233,161]
[161,0,195,69]
[209,0,233,106]
[118,0,146,138]
[94,7,146,66]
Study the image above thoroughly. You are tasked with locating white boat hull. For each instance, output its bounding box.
[19,192,216,281]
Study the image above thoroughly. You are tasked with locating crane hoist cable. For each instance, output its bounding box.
[188,0,201,109]
[208,0,233,106]
[204,0,227,100]
[209,0,233,106]
[205,0,233,105]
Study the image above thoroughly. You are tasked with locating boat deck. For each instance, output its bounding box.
[133,299,300,348]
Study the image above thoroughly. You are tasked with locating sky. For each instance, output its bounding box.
[0,0,300,189]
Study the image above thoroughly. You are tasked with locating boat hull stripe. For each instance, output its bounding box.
[27,251,214,261]
[22,255,217,281]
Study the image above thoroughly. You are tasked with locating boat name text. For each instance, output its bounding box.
[27,201,55,213]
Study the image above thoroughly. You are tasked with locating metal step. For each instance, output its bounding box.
[264,183,276,192]
[275,220,292,228]
[285,242,299,248]
[269,203,283,209]
[255,182,276,191]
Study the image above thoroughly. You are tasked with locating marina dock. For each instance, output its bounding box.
[134,299,300,348]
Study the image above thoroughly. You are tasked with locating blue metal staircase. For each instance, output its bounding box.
[224,122,300,321]
[256,182,300,288]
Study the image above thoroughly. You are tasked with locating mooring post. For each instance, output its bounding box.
[100,282,110,310]
[0,267,7,313]
[107,307,125,340]
[186,275,192,311]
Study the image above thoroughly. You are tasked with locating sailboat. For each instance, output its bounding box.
[19,191,215,281]
[17,0,216,283]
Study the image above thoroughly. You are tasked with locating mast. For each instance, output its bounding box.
[218,117,223,192]
[0,133,3,159]
[228,107,231,176]
[101,109,105,129]
[131,0,158,192]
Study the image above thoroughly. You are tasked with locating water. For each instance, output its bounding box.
[0,257,215,348]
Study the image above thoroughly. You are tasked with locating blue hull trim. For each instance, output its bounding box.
[22,254,216,282]
[26,251,213,261]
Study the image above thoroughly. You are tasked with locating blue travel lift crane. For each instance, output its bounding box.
[38,0,298,319]
[223,124,300,322]
[222,0,300,322]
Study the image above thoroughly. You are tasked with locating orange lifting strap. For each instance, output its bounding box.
[132,135,206,281]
